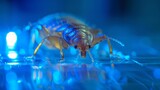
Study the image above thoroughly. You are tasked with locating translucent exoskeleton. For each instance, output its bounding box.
[29,14,124,62]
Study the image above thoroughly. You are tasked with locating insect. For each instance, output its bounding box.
[30,14,123,62]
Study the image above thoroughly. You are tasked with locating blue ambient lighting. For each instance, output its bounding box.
[6,71,18,90]
[17,80,22,83]
[6,32,17,49]
[6,62,19,65]
[37,25,42,30]
[94,44,99,50]
[153,68,160,79]
[124,55,130,60]
[4,65,11,70]
[6,71,17,83]
[7,51,18,59]
[70,47,77,55]
[24,25,31,31]
[53,71,63,84]
[67,78,74,84]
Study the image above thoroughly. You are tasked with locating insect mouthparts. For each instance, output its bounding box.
[81,51,86,58]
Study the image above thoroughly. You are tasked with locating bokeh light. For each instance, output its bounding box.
[6,32,17,49]
[7,51,18,59]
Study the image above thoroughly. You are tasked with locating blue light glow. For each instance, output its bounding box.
[6,72,17,83]
[117,52,123,58]
[7,51,18,59]
[105,66,121,80]
[6,71,18,90]
[104,44,109,52]
[6,32,17,49]
[4,65,11,70]
[17,80,22,83]
[53,71,63,84]
[19,49,26,55]
[94,44,99,50]
[6,62,19,65]
[67,78,74,84]
[124,55,130,60]
[153,68,160,79]
[24,25,31,30]
[70,47,77,55]
[38,25,43,30]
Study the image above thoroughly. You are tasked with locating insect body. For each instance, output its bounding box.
[31,14,115,62]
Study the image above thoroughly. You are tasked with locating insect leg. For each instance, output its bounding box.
[59,39,68,61]
[108,37,125,47]
[105,36,116,68]
[58,38,65,61]
[34,25,51,56]
[91,35,114,66]
[90,29,113,54]
[33,37,47,56]
[47,36,68,61]
[89,29,101,35]
[33,35,54,56]
[105,35,113,54]
[88,50,94,62]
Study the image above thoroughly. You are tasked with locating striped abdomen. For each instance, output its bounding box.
[35,14,93,46]
[61,24,93,46]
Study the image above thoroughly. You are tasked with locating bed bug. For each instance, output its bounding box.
[30,14,124,62]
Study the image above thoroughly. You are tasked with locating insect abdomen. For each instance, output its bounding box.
[34,14,93,46]
[62,26,93,46]
[62,26,79,45]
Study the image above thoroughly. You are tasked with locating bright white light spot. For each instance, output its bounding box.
[6,32,17,49]
[7,62,19,65]
[7,51,18,59]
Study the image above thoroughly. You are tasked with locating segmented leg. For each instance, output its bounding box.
[42,26,68,60]
[60,49,64,60]
[33,26,51,55]
[58,38,65,60]
[91,35,114,66]
[88,50,94,62]
[34,37,47,56]
[33,36,67,61]
[105,36,113,54]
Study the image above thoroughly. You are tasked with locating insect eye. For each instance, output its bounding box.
[74,45,78,49]
[89,45,91,48]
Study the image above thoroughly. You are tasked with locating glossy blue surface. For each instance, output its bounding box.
[0,57,159,90]
[0,0,160,90]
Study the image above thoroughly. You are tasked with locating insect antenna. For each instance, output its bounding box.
[108,37,125,47]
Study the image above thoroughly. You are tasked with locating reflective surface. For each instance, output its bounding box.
[0,57,160,90]
[0,0,160,90]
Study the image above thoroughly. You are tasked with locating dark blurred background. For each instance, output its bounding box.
[0,0,160,56]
